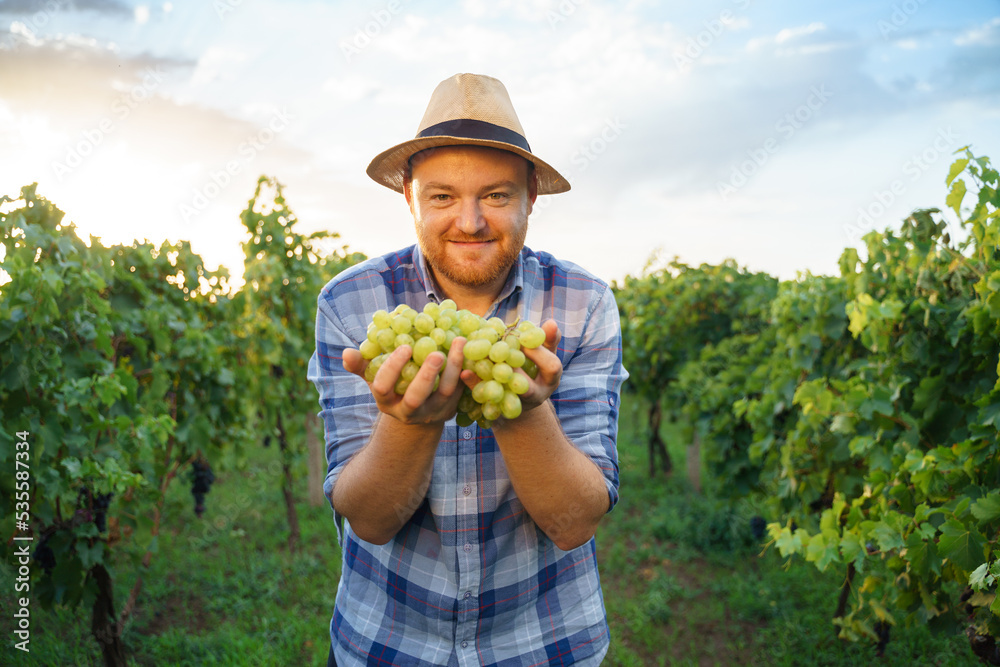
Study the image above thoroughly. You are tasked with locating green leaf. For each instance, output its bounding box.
[971,492,1000,524]
[77,541,104,569]
[946,158,969,186]
[969,562,993,591]
[946,179,967,217]
[873,521,905,552]
[840,531,865,567]
[937,519,987,572]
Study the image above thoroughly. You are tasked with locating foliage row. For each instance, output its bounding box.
[615,149,1000,658]
[0,177,362,665]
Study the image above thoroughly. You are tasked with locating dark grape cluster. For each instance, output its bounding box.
[92,492,113,533]
[190,459,215,517]
[33,534,56,574]
[749,516,766,540]
[76,487,113,532]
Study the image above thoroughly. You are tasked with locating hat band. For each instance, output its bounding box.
[417,118,531,152]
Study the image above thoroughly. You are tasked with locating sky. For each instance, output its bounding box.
[1,0,999,286]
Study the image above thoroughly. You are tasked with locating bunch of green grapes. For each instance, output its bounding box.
[359,299,547,428]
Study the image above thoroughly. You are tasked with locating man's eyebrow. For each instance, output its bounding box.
[479,180,519,192]
[418,180,521,193]
[421,182,456,192]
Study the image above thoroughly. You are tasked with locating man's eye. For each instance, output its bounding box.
[487,193,509,201]
[431,194,450,201]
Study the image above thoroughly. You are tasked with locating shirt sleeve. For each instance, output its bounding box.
[306,281,380,542]
[551,284,629,513]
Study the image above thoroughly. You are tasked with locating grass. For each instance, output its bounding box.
[0,397,987,665]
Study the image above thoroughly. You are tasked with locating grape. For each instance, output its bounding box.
[489,341,510,363]
[412,337,438,365]
[518,325,546,349]
[376,328,396,353]
[487,317,506,336]
[358,304,550,426]
[472,379,489,403]
[501,391,522,419]
[365,354,386,382]
[458,313,480,336]
[491,362,513,383]
[391,315,412,334]
[508,372,530,395]
[429,327,447,346]
[482,401,501,421]
[474,359,494,381]
[463,339,491,361]
[414,313,435,334]
[480,380,504,403]
[478,327,500,345]
[401,361,420,382]
[360,339,381,360]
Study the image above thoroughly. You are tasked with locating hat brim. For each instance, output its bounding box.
[366,136,571,195]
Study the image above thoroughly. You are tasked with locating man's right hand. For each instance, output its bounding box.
[343,337,468,425]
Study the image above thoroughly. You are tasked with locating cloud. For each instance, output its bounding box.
[955,16,1000,47]
[0,0,131,16]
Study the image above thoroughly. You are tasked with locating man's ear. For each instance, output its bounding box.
[403,171,413,208]
[526,167,538,213]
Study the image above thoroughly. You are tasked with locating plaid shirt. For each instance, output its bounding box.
[308,244,627,666]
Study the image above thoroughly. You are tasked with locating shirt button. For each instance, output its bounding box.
[461,641,468,648]
[463,485,471,496]
[463,430,473,440]
[464,591,472,599]
[464,543,472,553]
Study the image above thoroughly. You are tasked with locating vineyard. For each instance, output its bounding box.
[616,147,1000,663]
[1,149,998,665]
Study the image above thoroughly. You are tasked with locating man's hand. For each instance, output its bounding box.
[344,337,468,425]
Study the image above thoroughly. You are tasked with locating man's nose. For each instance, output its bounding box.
[456,198,485,235]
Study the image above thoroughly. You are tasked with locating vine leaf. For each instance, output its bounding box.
[937,519,987,572]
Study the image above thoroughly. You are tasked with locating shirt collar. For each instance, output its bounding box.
[412,243,525,307]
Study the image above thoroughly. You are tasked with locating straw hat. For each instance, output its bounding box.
[366,73,570,195]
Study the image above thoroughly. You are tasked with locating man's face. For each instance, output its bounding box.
[405,145,537,295]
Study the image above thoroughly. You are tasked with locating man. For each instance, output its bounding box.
[308,73,627,666]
